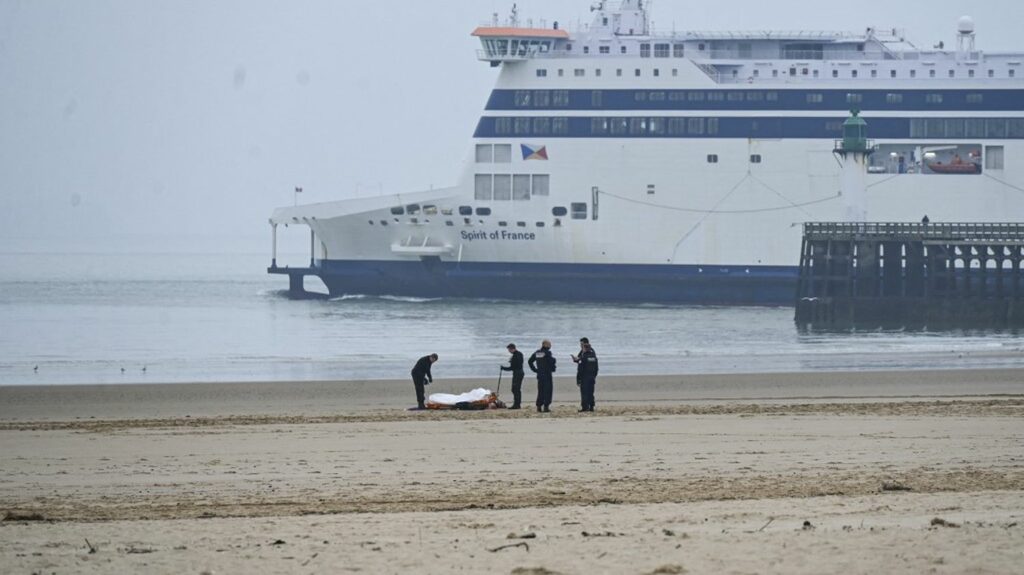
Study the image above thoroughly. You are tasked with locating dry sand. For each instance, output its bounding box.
[1,370,1023,573]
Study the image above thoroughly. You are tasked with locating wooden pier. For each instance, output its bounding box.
[795,222,1024,330]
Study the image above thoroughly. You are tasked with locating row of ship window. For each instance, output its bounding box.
[567,42,687,58]
[475,144,513,163]
[755,67,1013,80]
[909,118,1024,139]
[537,68,681,79]
[591,117,722,136]
[493,117,729,136]
[491,116,1024,138]
[513,89,992,108]
[474,174,551,201]
[495,117,570,136]
[536,66,1017,80]
[374,204,589,228]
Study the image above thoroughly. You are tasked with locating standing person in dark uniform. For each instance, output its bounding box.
[501,343,525,410]
[528,340,556,412]
[572,337,590,388]
[410,353,438,409]
[572,338,599,412]
[572,337,587,401]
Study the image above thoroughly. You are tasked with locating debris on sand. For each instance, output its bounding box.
[746,518,774,533]
[647,565,687,574]
[930,518,960,528]
[2,511,46,522]
[488,542,530,553]
[802,520,815,531]
[881,481,913,492]
[507,532,537,539]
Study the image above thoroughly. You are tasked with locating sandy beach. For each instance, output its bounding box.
[2,369,1023,573]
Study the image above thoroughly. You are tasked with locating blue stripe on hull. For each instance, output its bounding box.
[473,115,1024,139]
[315,260,798,305]
[486,89,1024,112]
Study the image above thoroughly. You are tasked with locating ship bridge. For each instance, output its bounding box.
[474,0,652,65]
[473,26,569,64]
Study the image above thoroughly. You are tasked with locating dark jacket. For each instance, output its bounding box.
[502,350,525,374]
[528,348,556,375]
[577,348,599,379]
[411,355,434,382]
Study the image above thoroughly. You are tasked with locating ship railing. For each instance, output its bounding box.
[803,222,1024,242]
[476,18,560,31]
[693,61,721,83]
[703,49,904,61]
[685,30,862,41]
[833,140,877,153]
[477,48,911,63]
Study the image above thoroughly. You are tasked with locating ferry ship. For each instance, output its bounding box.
[269,1,1024,305]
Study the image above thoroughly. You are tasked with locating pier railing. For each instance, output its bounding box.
[803,222,1024,243]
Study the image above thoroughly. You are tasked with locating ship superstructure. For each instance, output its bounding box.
[270,1,1024,304]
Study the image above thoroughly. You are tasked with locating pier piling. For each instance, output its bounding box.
[795,222,1024,330]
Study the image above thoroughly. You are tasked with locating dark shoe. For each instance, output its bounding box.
[509,405,521,410]
[543,406,551,413]
[537,406,543,412]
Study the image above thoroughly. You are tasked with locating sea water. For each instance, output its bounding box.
[1,247,1023,386]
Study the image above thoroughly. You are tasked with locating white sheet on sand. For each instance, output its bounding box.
[427,388,495,406]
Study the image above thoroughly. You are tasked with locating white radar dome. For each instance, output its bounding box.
[958,16,975,35]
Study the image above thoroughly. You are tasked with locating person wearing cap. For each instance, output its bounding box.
[527,339,556,413]
[500,343,525,410]
[410,353,438,409]
[572,338,599,412]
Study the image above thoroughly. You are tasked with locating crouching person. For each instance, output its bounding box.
[410,353,438,409]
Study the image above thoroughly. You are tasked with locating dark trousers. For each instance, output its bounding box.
[580,376,596,410]
[536,373,553,408]
[511,372,524,407]
[411,373,427,407]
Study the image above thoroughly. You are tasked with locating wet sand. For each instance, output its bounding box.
[2,367,1024,420]
[1,369,1023,573]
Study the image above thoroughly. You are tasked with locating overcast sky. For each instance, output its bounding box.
[1,0,1020,253]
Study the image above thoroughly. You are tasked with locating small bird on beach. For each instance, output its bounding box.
[33,365,38,373]
[120,367,126,374]
[142,366,147,374]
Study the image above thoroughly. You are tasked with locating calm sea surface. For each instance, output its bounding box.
[2,250,1023,386]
